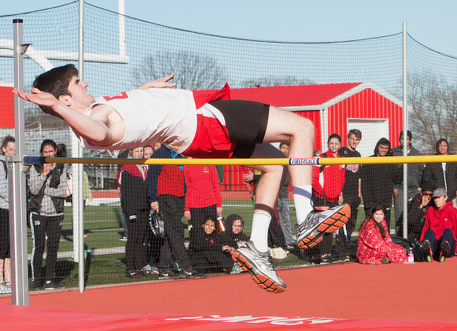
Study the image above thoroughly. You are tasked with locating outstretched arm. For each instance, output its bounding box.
[136,73,176,90]
[13,88,114,146]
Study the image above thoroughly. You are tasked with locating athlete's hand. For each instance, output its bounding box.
[136,73,177,90]
[13,87,59,109]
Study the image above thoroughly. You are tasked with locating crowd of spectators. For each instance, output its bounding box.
[2,129,457,291]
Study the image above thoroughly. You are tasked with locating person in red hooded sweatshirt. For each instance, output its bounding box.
[118,147,150,278]
[312,134,345,263]
[421,188,457,263]
[183,162,223,245]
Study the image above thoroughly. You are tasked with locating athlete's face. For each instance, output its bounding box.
[202,220,215,235]
[372,210,385,223]
[42,144,56,157]
[328,137,341,154]
[347,134,361,151]
[64,76,96,110]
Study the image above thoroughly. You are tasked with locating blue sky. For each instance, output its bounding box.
[3,0,457,56]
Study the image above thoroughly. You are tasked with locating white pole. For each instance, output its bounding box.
[77,0,85,293]
[402,22,408,239]
[10,18,29,305]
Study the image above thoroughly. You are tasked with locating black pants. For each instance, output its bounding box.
[0,209,10,259]
[312,195,338,257]
[125,210,148,272]
[189,205,217,245]
[158,195,191,271]
[268,214,286,249]
[189,249,233,273]
[424,228,456,258]
[30,213,63,281]
[335,196,360,256]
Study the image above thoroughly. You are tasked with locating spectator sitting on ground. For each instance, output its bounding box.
[356,204,407,265]
[183,162,222,245]
[224,214,249,248]
[397,185,433,242]
[420,188,457,263]
[188,217,237,274]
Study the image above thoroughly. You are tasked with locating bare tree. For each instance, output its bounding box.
[408,72,457,153]
[133,50,227,90]
[241,76,315,88]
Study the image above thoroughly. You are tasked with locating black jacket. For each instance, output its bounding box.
[120,165,150,218]
[422,162,457,201]
[361,139,401,209]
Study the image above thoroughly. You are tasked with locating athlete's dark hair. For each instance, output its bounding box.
[40,139,57,155]
[1,136,15,155]
[279,142,290,149]
[33,64,79,116]
[56,143,68,158]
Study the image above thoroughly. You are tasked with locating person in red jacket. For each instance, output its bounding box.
[356,204,407,265]
[311,134,346,263]
[183,164,222,244]
[421,188,457,263]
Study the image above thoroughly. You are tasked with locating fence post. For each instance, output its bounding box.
[402,22,408,239]
[10,18,29,305]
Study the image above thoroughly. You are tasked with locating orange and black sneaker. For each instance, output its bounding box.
[296,203,351,249]
[232,241,286,293]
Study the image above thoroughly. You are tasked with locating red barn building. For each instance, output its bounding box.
[221,82,404,191]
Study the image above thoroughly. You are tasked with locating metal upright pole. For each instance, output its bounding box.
[10,18,29,305]
[78,0,85,293]
[402,22,408,239]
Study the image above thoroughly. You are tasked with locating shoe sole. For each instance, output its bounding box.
[232,251,286,293]
[423,241,433,263]
[297,204,351,249]
[439,244,449,263]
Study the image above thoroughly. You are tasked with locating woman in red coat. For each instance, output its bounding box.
[356,204,407,265]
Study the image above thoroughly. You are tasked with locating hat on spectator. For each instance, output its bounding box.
[432,188,447,198]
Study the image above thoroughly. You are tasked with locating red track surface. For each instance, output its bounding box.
[1,259,457,330]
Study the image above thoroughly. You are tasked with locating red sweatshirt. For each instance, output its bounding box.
[184,165,222,211]
[421,201,457,241]
[312,150,345,202]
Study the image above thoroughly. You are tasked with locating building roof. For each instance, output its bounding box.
[230,83,362,108]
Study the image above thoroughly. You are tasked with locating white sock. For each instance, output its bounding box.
[293,185,313,225]
[249,212,272,252]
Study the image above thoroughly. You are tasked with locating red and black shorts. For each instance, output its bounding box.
[182,100,270,159]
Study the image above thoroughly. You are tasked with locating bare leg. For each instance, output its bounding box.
[261,106,315,188]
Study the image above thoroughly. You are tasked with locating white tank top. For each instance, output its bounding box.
[74,88,198,153]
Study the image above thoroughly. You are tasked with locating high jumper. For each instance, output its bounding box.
[14,64,350,293]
